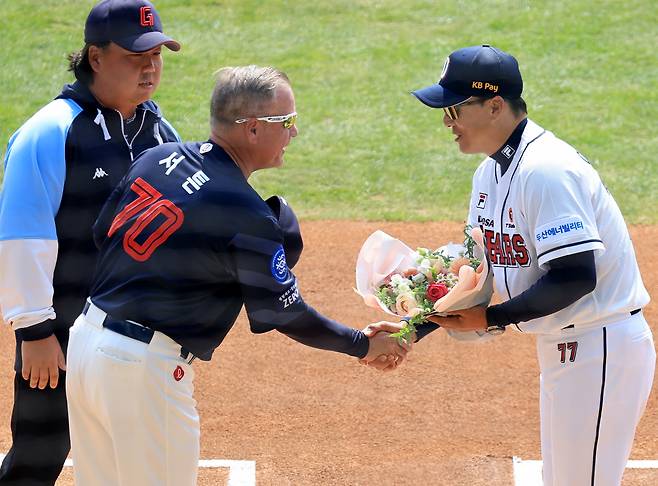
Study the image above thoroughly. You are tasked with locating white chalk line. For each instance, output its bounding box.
[513,457,658,486]
[0,454,255,486]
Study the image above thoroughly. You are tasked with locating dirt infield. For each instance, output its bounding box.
[0,221,656,485]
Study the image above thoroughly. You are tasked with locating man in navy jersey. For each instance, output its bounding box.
[65,65,409,485]
[0,1,180,484]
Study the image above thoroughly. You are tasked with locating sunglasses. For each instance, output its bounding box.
[235,111,298,129]
[443,99,482,121]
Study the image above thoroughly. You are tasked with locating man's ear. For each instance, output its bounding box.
[88,45,104,73]
[245,119,259,144]
[490,96,505,118]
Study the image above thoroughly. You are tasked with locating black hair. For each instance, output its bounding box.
[67,42,110,85]
[472,96,527,116]
[504,97,527,116]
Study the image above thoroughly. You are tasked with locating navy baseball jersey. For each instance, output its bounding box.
[89,140,368,360]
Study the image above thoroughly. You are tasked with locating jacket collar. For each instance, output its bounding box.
[56,81,161,118]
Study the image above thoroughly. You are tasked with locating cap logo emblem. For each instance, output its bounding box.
[438,57,450,82]
[472,81,499,93]
[140,6,154,27]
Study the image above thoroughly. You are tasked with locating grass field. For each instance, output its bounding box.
[1,0,656,222]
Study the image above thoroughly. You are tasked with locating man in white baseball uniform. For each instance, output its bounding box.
[412,45,655,485]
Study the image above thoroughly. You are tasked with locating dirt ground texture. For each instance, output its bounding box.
[0,221,656,486]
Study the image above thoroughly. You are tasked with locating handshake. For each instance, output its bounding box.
[359,321,414,372]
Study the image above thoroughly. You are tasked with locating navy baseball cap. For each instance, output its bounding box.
[412,45,522,108]
[85,0,180,53]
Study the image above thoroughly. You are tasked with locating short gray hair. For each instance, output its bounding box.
[210,65,290,128]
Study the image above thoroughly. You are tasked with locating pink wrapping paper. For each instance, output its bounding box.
[355,229,496,342]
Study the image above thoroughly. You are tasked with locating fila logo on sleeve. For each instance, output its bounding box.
[477,192,488,209]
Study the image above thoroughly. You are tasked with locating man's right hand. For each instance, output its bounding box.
[361,329,411,372]
[21,334,66,389]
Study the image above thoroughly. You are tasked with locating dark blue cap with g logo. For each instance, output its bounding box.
[85,0,180,53]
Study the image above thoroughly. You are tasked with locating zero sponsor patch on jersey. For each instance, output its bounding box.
[535,217,585,242]
[270,245,289,283]
[278,281,300,308]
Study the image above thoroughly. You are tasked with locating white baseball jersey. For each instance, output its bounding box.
[467,119,650,334]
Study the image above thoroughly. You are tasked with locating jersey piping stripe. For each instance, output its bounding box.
[500,129,546,333]
[537,239,603,260]
[591,326,607,486]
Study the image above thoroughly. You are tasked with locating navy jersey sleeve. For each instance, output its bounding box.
[486,250,597,327]
[229,214,368,358]
[159,116,181,143]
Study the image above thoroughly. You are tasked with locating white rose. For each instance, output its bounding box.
[412,273,427,284]
[390,274,404,285]
[395,293,418,315]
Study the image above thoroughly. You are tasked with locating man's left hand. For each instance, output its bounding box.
[427,306,488,332]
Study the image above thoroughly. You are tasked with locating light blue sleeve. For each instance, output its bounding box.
[0,98,82,240]
[160,115,182,142]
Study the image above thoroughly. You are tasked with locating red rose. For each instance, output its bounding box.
[426,282,449,302]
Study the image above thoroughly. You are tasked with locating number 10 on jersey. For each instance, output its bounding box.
[108,177,184,262]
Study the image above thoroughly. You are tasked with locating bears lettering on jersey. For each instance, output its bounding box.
[483,229,531,267]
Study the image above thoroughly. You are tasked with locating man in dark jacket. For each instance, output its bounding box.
[0,1,180,483]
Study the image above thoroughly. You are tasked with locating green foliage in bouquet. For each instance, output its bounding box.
[385,226,481,344]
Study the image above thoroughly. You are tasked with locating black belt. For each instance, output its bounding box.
[82,301,195,362]
[562,308,642,330]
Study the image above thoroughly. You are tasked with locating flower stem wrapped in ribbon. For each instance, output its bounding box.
[355,226,494,344]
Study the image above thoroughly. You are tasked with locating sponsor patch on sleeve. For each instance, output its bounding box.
[270,245,289,283]
[535,217,586,243]
[278,281,300,308]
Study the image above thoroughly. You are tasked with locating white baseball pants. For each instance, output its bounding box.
[66,307,200,486]
[537,311,655,486]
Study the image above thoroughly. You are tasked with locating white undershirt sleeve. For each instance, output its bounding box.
[0,239,58,330]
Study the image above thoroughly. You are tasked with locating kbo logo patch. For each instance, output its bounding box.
[270,246,289,283]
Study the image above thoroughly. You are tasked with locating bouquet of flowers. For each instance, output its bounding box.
[355,226,494,343]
